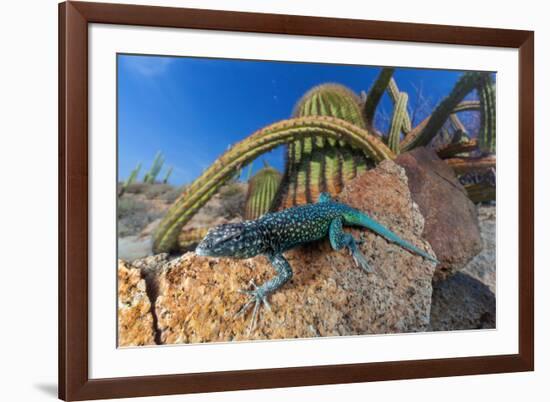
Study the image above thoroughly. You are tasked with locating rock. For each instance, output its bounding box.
[462,205,496,293]
[117,260,157,346]
[429,272,495,331]
[395,147,483,280]
[154,160,437,343]
[428,204,496,331]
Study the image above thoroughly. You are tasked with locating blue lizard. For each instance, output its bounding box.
[195,192,437,331]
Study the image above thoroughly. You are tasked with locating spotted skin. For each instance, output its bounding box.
[195,192,437,332]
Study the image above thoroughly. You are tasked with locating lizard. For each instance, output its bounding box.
[195,192,437,332]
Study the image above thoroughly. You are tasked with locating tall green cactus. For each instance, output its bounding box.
[388,91,409,154]
[143,151,165,184]
[244,163,282,220]
[153,115,394,253]
[119,162,142,195]
[273,84,373,209]
[125,162,141,187]
[387,77,412,134]
[162,166,173,184]
[477,77,496,154]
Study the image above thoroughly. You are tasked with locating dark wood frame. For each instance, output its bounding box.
[59,1,534,400]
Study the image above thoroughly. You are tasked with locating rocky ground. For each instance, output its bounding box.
[117,181,247,260]
[117,150,496,347]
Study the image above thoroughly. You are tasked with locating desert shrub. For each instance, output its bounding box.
[218,182,247,218]
[123,182,149,194]
[144,183,173,199]
[160,185,186,203]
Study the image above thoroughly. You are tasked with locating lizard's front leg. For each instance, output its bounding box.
[236,253,293,333]
[329,217,373,273]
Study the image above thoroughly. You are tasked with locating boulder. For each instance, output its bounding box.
[117,261,157,346]
[429,272,495,331]
[153,160,437,344]
[429,204,496,331]
[395,147,483,280]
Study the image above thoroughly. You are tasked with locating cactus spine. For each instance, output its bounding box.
[153,115,394,253]
[143,151,165,184]
[244,163,282,220]
[274,84,372,209]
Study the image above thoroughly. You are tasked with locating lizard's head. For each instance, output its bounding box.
[195,222,264,259]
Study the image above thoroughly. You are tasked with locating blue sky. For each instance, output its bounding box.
[118,54,482,185]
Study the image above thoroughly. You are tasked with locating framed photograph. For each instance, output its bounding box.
[59,1,534,400]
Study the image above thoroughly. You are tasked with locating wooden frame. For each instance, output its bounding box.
[59,1,534,400]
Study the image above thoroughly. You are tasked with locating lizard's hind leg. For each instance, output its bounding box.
[329,218,373,273]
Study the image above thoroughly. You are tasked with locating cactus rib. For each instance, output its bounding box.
[153,116,394,253]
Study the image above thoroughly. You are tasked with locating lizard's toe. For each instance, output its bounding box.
[235,284,272,335]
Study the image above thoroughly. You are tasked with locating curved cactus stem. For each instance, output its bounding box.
[445,155,496,175]
[388,91,409,154]
[400,72,489,152]
[153,116,394,253]
[449,114,468,136]
[453,100,481,113]
[387,77,412,134]
[363,67,395,126]
[436,139,478,159]
[464,183,496,203]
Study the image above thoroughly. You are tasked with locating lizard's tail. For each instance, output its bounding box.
[344,210,439,264]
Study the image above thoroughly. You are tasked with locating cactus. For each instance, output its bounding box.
[244,163,282,220]
[119,162,142,196]
[153,115,394,253]
[477,77,496,153]
[363,67,395,125]
[400,72,490,152]
[387,91,409,154]
[162,166,173,184]
[273,84,373,210]
[177,227,209,250]
[387,77,412,134]
[445,155,496,175]
[143,151,165,184]
[153,72,497,253]
[436,139,478,159]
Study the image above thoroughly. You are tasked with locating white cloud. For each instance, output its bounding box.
[123,56,173,77]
